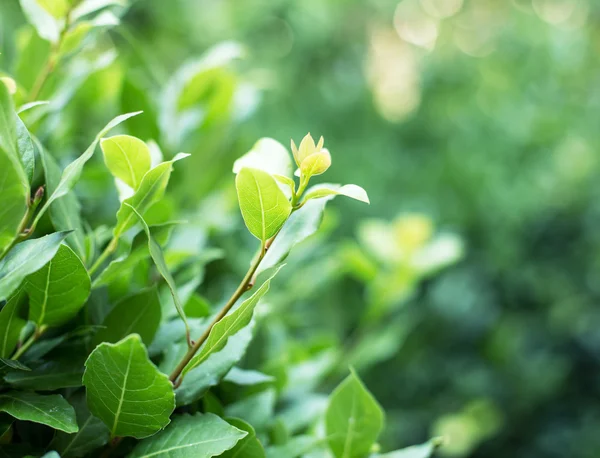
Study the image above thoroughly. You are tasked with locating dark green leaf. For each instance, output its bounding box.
[0,291,26,358]
[4,358,84,390]
[0,391,78,433]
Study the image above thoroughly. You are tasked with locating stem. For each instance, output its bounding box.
[169,240,267,383]
[11,326,47,360]
[88,237,118,276]
[0,187,44,261]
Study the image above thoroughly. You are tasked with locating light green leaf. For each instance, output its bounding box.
[24,244,90,327]
[51,392,110,458]
[40,452,61,458]
[4,358,84,390]
[0,391,78,433]
[113,153,189,239]
[19,0,61,43]
[224,367,274,386]
[0,231,71,302]
[181,267,282,379]
[325,370,385,458]
[33,111,142,229]
[92,288,161,347]
[101,135,151,190]
[265,436,321,458]
[71,0,126,21]
[221,418,265,458]
[83,334,175,438]
[225,389,275,433]
[125,204,190,343]
[129,413,247,458]
[376,438,443,458]
[17,100,49,114]
[175,323,254,406]
[299,150,331,178]
[236,168,292,242]
[233,138,293,178]
[0,291,26,358]
[15,114,34,184]
[38,141,87,261]
[303,184,369,204]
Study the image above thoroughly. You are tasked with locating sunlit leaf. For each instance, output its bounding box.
[19,0,61,43]
[101,135,151,190]
[303,184,369,204]
[233,138,293,178]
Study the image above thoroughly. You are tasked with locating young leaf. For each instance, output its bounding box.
[100,135,151,190]
[0,391,78,433]
[33,111,142,229]
[325,370,385,458]
[92,288,161,347]
[19,0,61,43]
[236,168,292,242]
[375,438,443,458]
[24,244,91,328]
[233,138,293,178]
[300,150,331,178]
[0,231,71,301]
[83,334,175,438]
[51,392,110,458]
[302,184,369,204]
[125,203,191,345]
[113,153,189,239]
[180,267,282,379]
[221,418,265,458]
[129,413,247,458]
[0,291,26,358]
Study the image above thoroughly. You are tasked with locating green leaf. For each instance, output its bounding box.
[0,391,78,433]
[0,291,26,358]
[128,413,247,458]
[19,0,61,43]
[0,231,71,302]
[33,111,142,229]
[0,358,30,371]
[4,358,84,390]
[224,367,275,386]
[23,244,90,328]
[51,392,110,458]
[225,389,275,433]
[125,203,191,343]
[71,0,126,21]
[181,267,282,379]
[92,288,161,347]
[221,418,265,458]
[113,153,189,239]
[83,334,175,438]
[175,323,254,406]
[299,150,331,178]
[15,114,34,184]
[376,438,443,458]
[325,370,385,458]
[38,141,87,261]
[101,135,152,190]
[233,138,293,178]
[265,436,321,458]
[302,184,370,204]
[235,168,292,242]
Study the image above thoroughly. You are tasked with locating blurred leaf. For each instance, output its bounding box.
[101,135,151,190]
[24,244,90,327]
[129,413,247,458]
[0,391,78,433]
[236,168,291,242]
[224,367,274,386]
[326,370,385,458]
[92,287,161,347]
[303,184,369,205]
[0,290,26,358]
[0,231,70,301]
[0,358,30,371]
[70,0,126,22]
[19,0,61,43]
[376,438,443,458]
[233,138,293,178]
[4,358,84,390]
[225,389,276,433]
[83,334,175,438]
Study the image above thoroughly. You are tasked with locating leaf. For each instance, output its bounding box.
[125,204,190,343]
[175,323,254,406]
[224,367,274,386]
[128,413,247,458]
[92,288,161,347]
[181,267,282,379]
[0,291,26,358]
[0,231,71,302]
[265,436,322,458]
[33,112,142,229]
[38,141,87,261]
[302,184,369,204]
[4,358,84,390]
[225,389,275,433]
[14,114,34,184]
[113,153,189,239]
[71,0,126,21]
[0,358,30,371]
[19,0,61,43]
[376,438,443,458]
[51,392,110,458]
[0,391,78,433]
[325,370,385,458]
[23,244,90,327]
[83,334,175,438]
[101,135,152,190]
[221,418,265,458]
[299,150,331,178]
[233,138,293,178]
[235,168,292,242]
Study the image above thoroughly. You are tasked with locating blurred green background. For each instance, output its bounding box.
[2,0,600,456]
